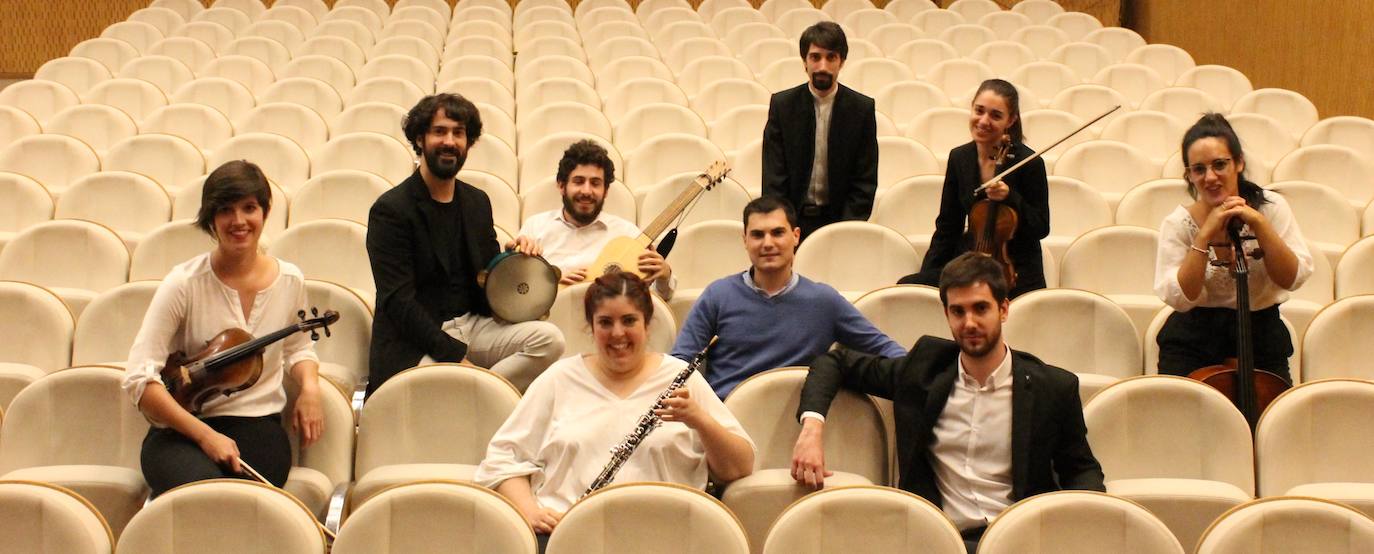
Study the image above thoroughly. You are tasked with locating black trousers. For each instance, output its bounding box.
[797,205,838,242]
[1156,305,1293,382]
[141,414,292,497]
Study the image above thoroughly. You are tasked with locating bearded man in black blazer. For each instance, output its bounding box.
[791,252,1103,552]
[365,94,564,397]
[762,21,878,240]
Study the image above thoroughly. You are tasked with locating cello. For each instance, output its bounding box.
[1186,219,1290,428]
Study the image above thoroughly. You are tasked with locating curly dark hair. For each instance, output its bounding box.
[195,159,271,238]
[556,139,616,185]
[401,93,483,156]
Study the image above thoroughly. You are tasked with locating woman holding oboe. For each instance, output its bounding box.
[475,272,755,545]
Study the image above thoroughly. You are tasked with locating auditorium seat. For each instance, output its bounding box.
[1302,115,1374,153]
[980,491,1184,554]
[515,20,578,52]
[869,174,942,252]
[211,0,266,19]
[236,102,329,154]
[438,57,512,97]
[588,35,660,74]
[876,137,940,194]
[85,76,168,122]
[1010,62,1079,109]
[1085,376,1255,548]
[1004,288,1143,402]
[775,8,828,41]
[1043,176,1113,262]
[1053,140,1159,208]
[70,38,140,75]
[150,0,204,20]
[1114,178,1189,228]
[1048,42,1114,85]
[347,76,427,110]
[547,282,676,356]
[350,364,520,510]
[854,284,948,348]
[866,22,924,56]
[623,133,725,190]
[1093,63,1168,109]
[116,55,195,98]
[291,169,392,227]
[912,9,966,36]
[174,21,236,53]
[0,134,101,198]
[549,482,749,554]
[1272,144,1374,210]
[332,481,536,554]
[1099,110,1187,165]
[1301,295,1374,381]
[1256,379,1374,519]
[758,58,806,94]
[57,171,171,251]
[738,38,793,76]
[883,0,936,20]
[128,219,214,281]
[515,55,593,96]
[1270,180,1359,267]
[1198,496,1374,554]
[758,0,811,24]
[44,104,138,156]
[296,35,369,72]
[875,81,949,136]
[0,106,40,150]
[209,132,312,195]
[71,281,158,367]
[455,170,520,232]
[465,135,519,191]
[260,5,318,35]
[274,0,328,21]
[640,172,750,238]
[794,221,918,301]
[927,58,996,105]
[664,219,749,323]
[1008,25,1069,60]
[0,80,80,124]
[976,10,1030,36]
[332,1,387,27]
[0,220,128,318]
[699,0,754,21]
[1019,109,1092,172]
[359,55,437,95]
[1085,27,1148,63]
[260,76,345,119]
[224,35,294,73]
[1337,237,1374,298]
[0,481,114,554]
[34,56,112,99]
[303,279,373,396]
[389,5,447,32]
[313,131,415,186]
[268,219,373,307]
[441,76,515,118]
[1226,112,1298,163]
[0,366,150,537]
[1059,224,1163,341]
[170,77,257,122]
[707,104,766,156]
[0,171,54,255]
[767,486,961,554]
[517,102,613,153]
[1232,87,1320,141]
[1139,86,1226,127]
[825,0,878,22]
[905,107,971,167]
[0,281,72,409]
[720,367,889,554]
[117,479,325,552]
[198,55,277,96]
[280,374,355,522]
[1172,63,1252,111]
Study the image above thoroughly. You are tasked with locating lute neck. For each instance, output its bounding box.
[640,177,711,244]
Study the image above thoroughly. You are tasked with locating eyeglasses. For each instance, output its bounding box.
[1187,158,1233,178]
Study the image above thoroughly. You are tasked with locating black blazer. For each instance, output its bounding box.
[798,336,1104,507]
[365,170,499,395]
[921,141,1050,296]
[762,83,878,222]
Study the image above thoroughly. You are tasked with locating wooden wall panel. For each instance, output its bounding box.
[1128,0,1374,121]
[0,0,148,78]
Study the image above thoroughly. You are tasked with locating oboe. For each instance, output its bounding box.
[582,336,718,497]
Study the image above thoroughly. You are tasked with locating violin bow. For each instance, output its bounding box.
[239,458,338,542]
[973,105,1122,195]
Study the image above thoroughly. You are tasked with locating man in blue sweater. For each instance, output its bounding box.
[672,196,906,398]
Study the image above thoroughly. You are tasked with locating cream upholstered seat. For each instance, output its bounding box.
[296,35,368,73]
[516,102,613,153]
[280,55,357,97]
[170,77,258,123]
[1232,88,1320,142]
[904,107,970,167]
[1053,139,1158,210]
[1058,225,1164,344]
[332,481,536,554]
[209,132,312,195]
[44,103,137,157]
[615,103,708,155]
[347,77,427,111]
[0,220,128,318]
[290,169,392,227]
[549,482,749,554]
[793,222,919,302]
[1272,144,1374,210]
[0,282,72,409]
[876,137,940,195]
[281,375,356,522]
[1115,178,1189,228]
[1003,288,1143,403]
[622,133,725,190]
[546,282,676,357]
[853,285,949,349]
[1196,496,1374,554]
[34,56,112,99]
[57,171,172,251]
[690,78,770,123]
[1256,379,1374,520]
[464,136,518,191]
[332,101,409,148]
[664,219,749,324]
[71,281,160,367]
[1302,115,1374,153]
[452,170,518,231]
[1084,376,1255,548]
[103,133,206,195]
[720,368,889,554]
[1043,176,1114,263]
[350,364,521,511]
[1269,180,1359,268]
[312,131,416,186]
[235,102,330,155]
[259,76,344,119]
[0,171,54,256]
[1099,110,1186,165]
[0,134,101,198]
[604,78,690,124]
[129,220,215,281]
[979,491,1184,554]
[0,481,113,554]
[763,485,962,554]
[1337,238,1374,298]
[0,105,41,150]
[116,479,326,553]
[303,279,373,396]
[1175,64,1252,111]
[868,174,942,254]
[1303,293,1374,377]
[0,366,150,537]
[639,172,750,240]
[267,219,373,307]
[358,54,437,94]
[150,0,204,20]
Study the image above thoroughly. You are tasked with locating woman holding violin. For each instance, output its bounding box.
[122,160,324,497]
[899,79,1051,298]
[1153,113,1313,381]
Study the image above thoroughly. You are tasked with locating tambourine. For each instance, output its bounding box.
[477,251,561,323]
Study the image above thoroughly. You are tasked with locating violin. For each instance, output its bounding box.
[969,135,1020,287]
[161,308,340,415]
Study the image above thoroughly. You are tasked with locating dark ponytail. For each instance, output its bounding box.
[1180,113,1269,207]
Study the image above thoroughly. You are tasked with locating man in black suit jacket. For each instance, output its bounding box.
[366,94,564,397]
[792,252,1103,551]
[762,21,878,240]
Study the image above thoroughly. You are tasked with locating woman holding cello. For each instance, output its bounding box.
[1153,113,1313,382]
[899,79,1051,298]
[122,160,325,497]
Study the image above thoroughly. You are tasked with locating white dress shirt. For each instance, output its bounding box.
[806,86,836,206]
[122,253,319,419]
[519,209,675,296]
[929,344,1014,531]
[1153,190,1313,312]
[474,354,755,512]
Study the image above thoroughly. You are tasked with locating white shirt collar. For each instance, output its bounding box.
[554,209,611,230]
[810,84,838,106]
[956,344,1013,391]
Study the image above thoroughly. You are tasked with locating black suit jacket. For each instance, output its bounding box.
[762,83,878,223]
[798,336,1104,507]
[365,170,499,395]
[919,141,1050,296]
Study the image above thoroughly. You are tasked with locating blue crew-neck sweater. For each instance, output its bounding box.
[671,271,907,398]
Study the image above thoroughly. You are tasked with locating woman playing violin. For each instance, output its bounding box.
[1153,113,1314,380]
[123,160,325,497]
[899,79,1051,298]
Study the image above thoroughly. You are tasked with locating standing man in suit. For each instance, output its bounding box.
[791,252,1103,552]
[762,21,879,240]
[366,93,565,396]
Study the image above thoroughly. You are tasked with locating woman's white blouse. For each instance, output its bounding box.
[1154,190,1314,312]
[122,253,319,419]
[475,354,755,513]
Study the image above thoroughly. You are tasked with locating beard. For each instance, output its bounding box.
[956,325,1002,359]
[810,71,834,91]
[423,145,464,180]
[561,192,603,226]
